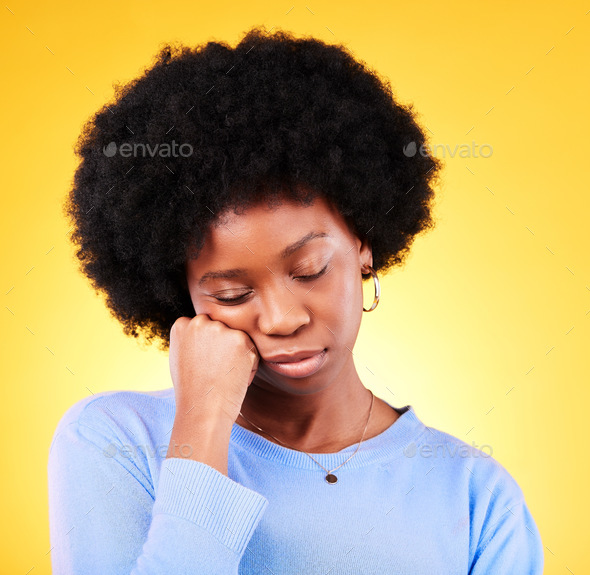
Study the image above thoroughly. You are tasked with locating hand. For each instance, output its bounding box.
[169,314,259,425]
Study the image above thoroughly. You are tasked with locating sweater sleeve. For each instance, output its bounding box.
[47,407,269,574]
[469,497,544,575]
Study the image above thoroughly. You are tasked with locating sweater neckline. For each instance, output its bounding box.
[229,399,426,470]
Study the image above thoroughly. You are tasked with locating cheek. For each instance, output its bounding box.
[317,268,363,327]
[331,264,363,306]
[194,302,251,331]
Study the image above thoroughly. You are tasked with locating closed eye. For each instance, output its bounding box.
[296,262,330,282]
[213,263,330,304]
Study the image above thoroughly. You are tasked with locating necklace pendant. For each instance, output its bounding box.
[325,473,338,484]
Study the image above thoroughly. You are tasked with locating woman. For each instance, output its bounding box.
[48,26,544,574]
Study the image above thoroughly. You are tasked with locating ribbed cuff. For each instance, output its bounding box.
[154,457,269,553]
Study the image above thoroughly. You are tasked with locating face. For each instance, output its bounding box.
[184,194,373,396]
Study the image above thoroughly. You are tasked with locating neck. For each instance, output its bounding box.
[236,379,375,453]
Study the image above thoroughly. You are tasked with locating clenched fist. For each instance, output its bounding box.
[169,314,260,426]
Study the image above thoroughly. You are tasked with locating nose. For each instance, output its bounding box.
[257,283,311,336]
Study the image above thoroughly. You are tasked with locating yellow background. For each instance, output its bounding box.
[1,1,588,573]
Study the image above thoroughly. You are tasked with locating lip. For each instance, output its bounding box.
[263,349,325,363]
[263,348,328,378]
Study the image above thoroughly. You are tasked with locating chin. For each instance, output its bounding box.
[249,371,327,397]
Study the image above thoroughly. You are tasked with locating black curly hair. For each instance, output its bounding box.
[63,25,443,352]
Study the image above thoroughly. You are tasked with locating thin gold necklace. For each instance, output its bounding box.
[238,390,375,484]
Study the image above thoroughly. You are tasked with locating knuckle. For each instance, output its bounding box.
[172,316,189,330]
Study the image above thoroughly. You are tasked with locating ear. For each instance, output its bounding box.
[359,235,373,272]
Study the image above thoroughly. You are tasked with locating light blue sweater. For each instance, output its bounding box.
[47,387,544,574]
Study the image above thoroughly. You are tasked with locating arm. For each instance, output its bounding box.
[469,497,544,575]
[48,410,268,574]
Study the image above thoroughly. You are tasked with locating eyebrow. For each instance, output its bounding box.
[197,231,331,286]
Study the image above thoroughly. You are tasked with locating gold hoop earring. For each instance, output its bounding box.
[362,265,380,312]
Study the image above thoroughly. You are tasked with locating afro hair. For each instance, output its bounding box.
[63,25,444,352]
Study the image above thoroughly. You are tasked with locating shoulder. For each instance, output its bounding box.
[49,387,175,454]
[416,424,524,499]
[406,418,542,567]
